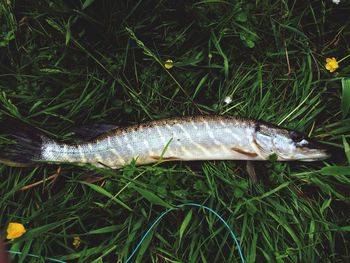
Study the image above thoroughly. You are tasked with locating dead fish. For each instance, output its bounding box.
[0,115,330,169]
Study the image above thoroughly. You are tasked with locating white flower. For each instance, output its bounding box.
[332,0,340,4]
[224,96,232,105]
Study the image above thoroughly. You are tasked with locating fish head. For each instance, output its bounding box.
[253,123,331,161]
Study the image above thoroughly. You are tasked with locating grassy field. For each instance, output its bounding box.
[1,0,350,262]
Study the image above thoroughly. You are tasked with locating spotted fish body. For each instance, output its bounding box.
[38,116,329,169]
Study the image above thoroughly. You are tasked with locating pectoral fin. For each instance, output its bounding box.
[246,160,257,183]
[230,147,258,157]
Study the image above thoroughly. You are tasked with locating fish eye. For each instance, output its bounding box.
[289,131,304,143]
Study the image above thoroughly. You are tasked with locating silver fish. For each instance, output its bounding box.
[0,115,330,168]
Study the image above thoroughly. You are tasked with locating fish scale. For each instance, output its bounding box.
[41,116,259,168]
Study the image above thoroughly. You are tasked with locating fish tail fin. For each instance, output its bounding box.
[0,116,49,167]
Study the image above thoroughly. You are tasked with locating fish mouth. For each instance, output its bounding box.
[300,141,332,161]
[300,153,330,162]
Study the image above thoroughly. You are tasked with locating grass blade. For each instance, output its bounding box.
[341,78,350,118]
[82,182,132,211]
[132,186,173,208]
[179,209,193,243]
[320,166,350,176]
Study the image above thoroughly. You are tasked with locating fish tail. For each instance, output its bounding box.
[0,116,49,167]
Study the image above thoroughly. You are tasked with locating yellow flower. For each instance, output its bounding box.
[325,57,339,73]
[73,236,81,249]
[164,59,174,69]
[6,222,26,240]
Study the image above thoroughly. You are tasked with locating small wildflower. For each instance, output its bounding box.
[164,59,174,69]
[6,222,26,240]
[325,57,339,73]
[332,0,340,4]
[224,96,232,105]
[73,236,81,249]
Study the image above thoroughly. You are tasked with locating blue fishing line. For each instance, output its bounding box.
[125,203,244,263]
[8,250,67,263]
[7,203,244,263]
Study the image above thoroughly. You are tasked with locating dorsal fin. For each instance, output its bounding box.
[72,124,119,141]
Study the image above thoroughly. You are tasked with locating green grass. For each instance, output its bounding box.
[1,0,350,262]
